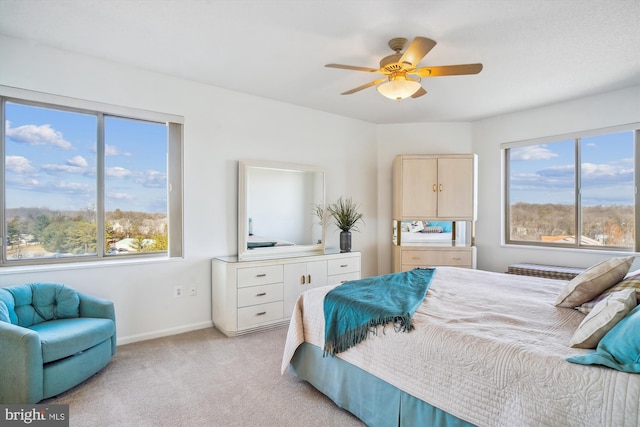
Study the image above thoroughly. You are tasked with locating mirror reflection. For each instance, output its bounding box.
[238,160,325,260]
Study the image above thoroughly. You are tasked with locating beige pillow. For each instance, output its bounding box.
[555,256,634,308]
[578,272,640,314]
[570,288,637,349]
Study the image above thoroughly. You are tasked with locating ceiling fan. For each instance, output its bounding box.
[326,36,483,101]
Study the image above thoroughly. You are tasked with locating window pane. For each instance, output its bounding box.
[104,116,168,255]
[508,140,576,243]
[580,132,634,248]
[4,102,98,260]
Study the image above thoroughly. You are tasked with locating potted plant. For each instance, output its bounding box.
[327,196,364,252]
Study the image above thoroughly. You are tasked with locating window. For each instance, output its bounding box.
[1,87,183,266]
[505,125,638,251]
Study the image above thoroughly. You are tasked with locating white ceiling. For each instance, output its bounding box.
[1,0,639,124]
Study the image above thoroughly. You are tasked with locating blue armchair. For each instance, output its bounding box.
[0,283,116,403]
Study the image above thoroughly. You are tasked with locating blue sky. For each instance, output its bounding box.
[509,131,634,206]
[4,102,168,213]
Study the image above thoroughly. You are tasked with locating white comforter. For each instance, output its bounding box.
[282,267,640,427]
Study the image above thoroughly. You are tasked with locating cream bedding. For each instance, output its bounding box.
[282,267,640,427]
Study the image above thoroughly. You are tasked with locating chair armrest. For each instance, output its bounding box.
[78,293,115,322]
[0,322,43,403]
[78,293,117,355]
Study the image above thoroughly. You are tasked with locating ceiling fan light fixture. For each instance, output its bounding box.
[376,73,421,101]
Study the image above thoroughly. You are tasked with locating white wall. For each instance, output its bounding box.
[472,86,640,273]
[0,36,378,344]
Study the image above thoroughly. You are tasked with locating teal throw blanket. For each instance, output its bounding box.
[323,268,435,357]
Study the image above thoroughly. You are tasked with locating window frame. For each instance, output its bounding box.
[0,85,183,267]
[503,123,640,252]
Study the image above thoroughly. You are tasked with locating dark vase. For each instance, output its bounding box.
[340,231,352,252]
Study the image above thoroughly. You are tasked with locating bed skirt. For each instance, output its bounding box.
[289,342,475,427]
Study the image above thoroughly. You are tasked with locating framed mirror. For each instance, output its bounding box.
[238,160,326,260]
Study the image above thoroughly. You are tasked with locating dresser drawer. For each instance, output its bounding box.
[402,249,472,267]
[237,283,283,307]
[237,265,283,288]
[328,272,361,286]
[328,257,360,276]
[237,301,284,328]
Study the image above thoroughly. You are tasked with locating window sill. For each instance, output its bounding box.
[501,243,639,257]
[0,255,184,276]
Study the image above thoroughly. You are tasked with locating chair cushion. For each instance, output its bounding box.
[29,317,115,363]
[6,283,79,327]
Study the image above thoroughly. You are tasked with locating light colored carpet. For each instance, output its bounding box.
[44,326,364,427]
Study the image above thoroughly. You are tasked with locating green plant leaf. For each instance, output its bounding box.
[327,196,364,232]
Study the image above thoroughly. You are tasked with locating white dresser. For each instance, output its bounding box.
[212,251,361,336]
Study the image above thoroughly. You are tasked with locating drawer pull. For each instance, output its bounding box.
[256,311,267,316]
[452,257,462,261]
[256,292,267,297]
[411,256,421,260]
[256,273,267,277]
[300,275,306,285]
[340,264,348,268]
[308,274,311,283]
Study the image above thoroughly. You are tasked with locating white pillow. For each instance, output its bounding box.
[570,288,637,349]
[555,256,634,308]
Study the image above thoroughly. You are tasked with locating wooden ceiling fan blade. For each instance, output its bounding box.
[341,78,387,95]
[325,63,381,73]
[416,63,483,77]
[398,37,437,67]
[411,87,427,98]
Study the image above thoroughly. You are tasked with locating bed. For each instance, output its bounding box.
[281,266,640,427]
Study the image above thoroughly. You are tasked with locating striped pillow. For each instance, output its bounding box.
[578,272,640,314]
[555,256,634,308]
[571,289,637,349]
[420,226,443,234]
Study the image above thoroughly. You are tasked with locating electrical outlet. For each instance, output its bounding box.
[189,285,197,296]
[174,286,183,297]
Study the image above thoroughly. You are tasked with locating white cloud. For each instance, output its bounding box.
[537,164,574,177]
[5,155,34,173]
[5,120,73,150]
[67,155,89,168]
[49,181,93,194]
[106,166,133,178]
[135,169,166,188]
[510,145,559,161]
[41,164,86,175]
[105,144,132,157]
[108,192,135,200]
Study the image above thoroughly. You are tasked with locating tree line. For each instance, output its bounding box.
[510,202,634,246]
[6,207,168,256]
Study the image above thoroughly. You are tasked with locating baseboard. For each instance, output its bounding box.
[116,320,214,346]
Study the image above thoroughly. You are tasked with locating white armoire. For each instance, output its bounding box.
[392,154,477,272]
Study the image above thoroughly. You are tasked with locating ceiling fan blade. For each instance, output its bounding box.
[341,78,387,95]
[325,63,381,73]
[415,63,483,77]
[398,37,437,67]
[411,87,427,98]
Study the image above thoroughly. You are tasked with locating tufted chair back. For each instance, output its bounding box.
[0,283,80,327]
